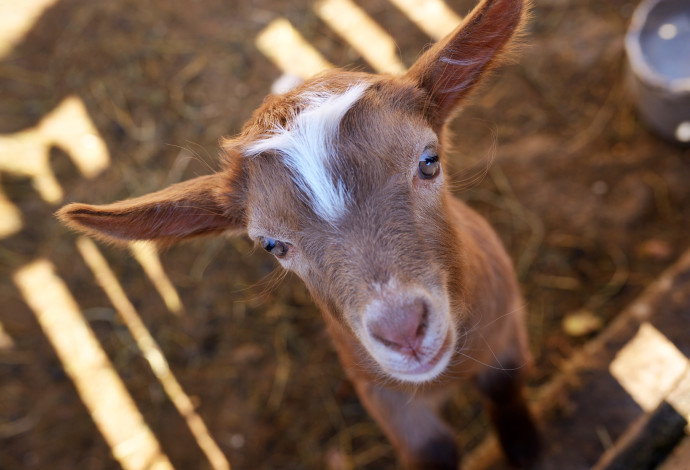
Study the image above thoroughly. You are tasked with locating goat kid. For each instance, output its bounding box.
[57,0,539,468]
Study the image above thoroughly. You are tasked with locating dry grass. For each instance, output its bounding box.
[0,0,689,469]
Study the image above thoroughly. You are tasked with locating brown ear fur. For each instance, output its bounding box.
[406,0,528,129]
[56,172,245,245]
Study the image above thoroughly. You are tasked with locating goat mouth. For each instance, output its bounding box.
[386,329,454,383]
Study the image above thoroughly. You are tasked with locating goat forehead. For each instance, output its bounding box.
[244,83,370,223]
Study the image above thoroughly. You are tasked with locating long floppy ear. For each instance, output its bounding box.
[406,0,527,129]
[56,172,245,245]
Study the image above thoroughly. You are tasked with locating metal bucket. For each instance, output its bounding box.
[625,0,690,145]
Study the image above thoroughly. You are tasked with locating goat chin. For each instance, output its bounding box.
[378,330,456,384]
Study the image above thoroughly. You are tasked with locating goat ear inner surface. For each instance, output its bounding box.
[405,0,526,129]
[56,173,245,245]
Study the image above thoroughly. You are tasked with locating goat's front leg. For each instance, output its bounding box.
[352,379,459,470]
[474,345,540,468]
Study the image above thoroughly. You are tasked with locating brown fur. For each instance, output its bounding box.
[56,1,538,468]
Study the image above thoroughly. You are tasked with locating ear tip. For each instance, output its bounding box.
[55,203,101,235]
[54,203,123,246]
[55,204,74,223]
[55,203,87,223]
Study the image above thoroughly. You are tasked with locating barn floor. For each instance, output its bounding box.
[0,0,689,469]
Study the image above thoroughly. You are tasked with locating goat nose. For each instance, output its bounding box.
[368,298,428,353]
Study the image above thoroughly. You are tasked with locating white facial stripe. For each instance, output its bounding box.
[245,83,369,222]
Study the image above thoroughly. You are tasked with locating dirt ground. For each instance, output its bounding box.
[0,0,689,469]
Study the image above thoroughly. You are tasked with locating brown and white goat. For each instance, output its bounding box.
[57,0,539,467]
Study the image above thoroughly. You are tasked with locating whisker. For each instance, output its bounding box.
[165,141,218,175]
[233,263,289,302]
[476,304,526,331]
[447,123,497,192]
[457,352,519,371]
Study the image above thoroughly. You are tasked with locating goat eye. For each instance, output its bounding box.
[260,237,289,258]
[418,150,440,179]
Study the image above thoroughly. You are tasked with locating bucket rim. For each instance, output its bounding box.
[625,0,690,94]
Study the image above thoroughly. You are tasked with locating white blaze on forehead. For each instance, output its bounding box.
[244,82,369,222]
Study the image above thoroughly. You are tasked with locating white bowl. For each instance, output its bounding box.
[626,0,690,144]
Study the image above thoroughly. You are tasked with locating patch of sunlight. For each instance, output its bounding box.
[256,18,333,79]
[77,237,230,470]
[0,320,15,349]
[130,241,184,316]
[0,131,62,203]
[315,0,407,75]
[13,259,174,470]
[0,185,22,238]
[387,0,462,40]
[0,96,110,204]
[40,96,110,178]
[667,371,690,432]
[0,0,58,59]
[610,322,689,412]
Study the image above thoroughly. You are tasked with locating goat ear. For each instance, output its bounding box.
[56,172,246,245]
[406,0,526,128]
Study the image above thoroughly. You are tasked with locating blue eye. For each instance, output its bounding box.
[260,237,289,258]
[418,149,440,179]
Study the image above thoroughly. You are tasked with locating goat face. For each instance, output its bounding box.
[238,76,463,383]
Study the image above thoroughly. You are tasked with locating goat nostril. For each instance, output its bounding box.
[415,302,429,338]
[368,297,430,352]
[415,319,427,339]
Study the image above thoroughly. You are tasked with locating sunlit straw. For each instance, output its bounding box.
[315,0,406,75]
[256,18,334,79]
[667,370,690,432]
[0,320,15,350]
[0,0,59,59]
[0,95,110,204]
[0,130,63,203]
[130,241,184,316]
[386,0,462,40]
[0,185,22,239]
[610,322,690,412]
[13,259,174,470]
[40,96,110,178]
[77,237,230,470]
